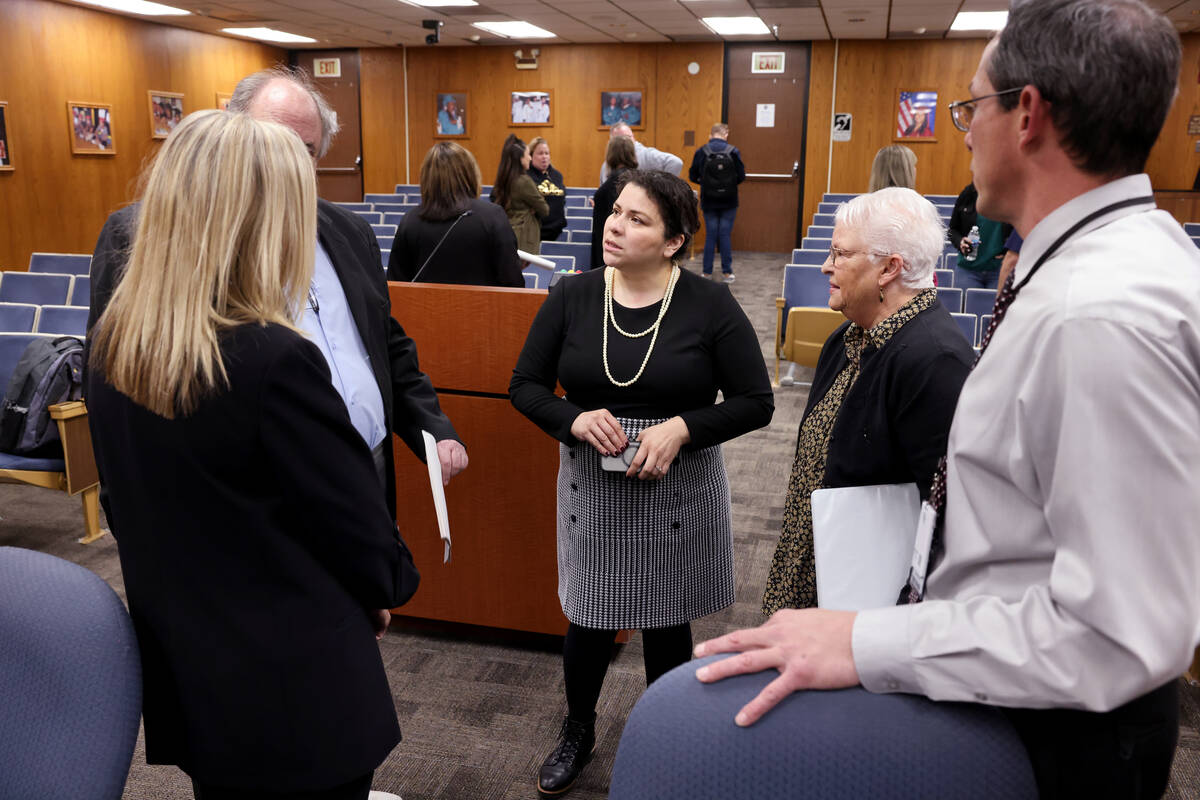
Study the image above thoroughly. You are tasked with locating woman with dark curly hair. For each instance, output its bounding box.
[511,169,773,798]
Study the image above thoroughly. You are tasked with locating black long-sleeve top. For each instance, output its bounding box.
[528,164,567,241]
[386,198,523,287]
[509,267,774,449]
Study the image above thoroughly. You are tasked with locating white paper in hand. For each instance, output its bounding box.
[810,483,920,610]
[421,430,452,563]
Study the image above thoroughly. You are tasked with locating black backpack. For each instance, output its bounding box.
[699,144,738,200]
[0,336,84,457]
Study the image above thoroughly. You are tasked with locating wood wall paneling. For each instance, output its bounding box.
[360,43,722,196]
[1146,34,1200,191]
[0,0,283,270]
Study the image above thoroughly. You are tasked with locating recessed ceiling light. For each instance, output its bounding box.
[950,11,1008,31]
[700,16,771,36]
[471,20,556,38]
[402,0,477,7]
[222,27,318,43]
[75,0,189,15]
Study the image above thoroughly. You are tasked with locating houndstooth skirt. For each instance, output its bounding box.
[557,416,734,630]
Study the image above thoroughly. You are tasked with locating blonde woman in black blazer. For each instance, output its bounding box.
[87,111,418,799]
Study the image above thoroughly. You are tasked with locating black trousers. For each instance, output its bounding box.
[1002,681,1179,800]
[191,772,373,800]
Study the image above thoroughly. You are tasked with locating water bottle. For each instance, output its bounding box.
[965,225,980,262]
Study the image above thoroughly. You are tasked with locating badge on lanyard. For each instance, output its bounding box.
[905,500,939,601]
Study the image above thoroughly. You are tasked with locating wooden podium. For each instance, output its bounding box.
[387,282,568,636]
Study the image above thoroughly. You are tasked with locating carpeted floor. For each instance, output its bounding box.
[1,250,1197,799]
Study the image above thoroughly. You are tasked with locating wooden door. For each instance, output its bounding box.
[724,43,810,253]
[294,50,364,202]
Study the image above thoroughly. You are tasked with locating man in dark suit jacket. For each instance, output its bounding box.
[88,67,467,520]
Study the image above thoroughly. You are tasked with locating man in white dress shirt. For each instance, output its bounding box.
[598,122,683,184]
[676,1,1199,796]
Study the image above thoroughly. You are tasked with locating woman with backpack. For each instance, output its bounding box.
[688,123,746,283]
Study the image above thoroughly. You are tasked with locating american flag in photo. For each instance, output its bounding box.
[897,91,937,137]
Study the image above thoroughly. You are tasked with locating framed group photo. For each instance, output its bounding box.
[510,91,552,126]
[215,92,233,111]
[895,90,937,141]
[0,102,12,171]
[435,92,468,137]
[149,91,184,139]
[67,101,115,155]
[599,89,643,130]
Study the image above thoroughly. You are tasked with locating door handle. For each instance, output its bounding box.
[792,160,800,178]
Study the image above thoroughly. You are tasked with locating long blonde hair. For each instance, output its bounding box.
[867,145,917,192]
[91,110,316,418]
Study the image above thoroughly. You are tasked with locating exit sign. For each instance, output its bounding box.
[314,58,341,78]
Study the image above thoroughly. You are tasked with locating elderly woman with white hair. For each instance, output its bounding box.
[762,187,975,613]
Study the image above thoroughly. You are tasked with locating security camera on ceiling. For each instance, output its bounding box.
[423,19,443,45]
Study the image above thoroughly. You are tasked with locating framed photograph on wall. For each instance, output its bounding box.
[895,90,937,142]
[435,92,468,137]
[599,89,644,130]
[510,91,552,127]
[149,91,185,139]
[215,92,233,111]
[67,101,116,155]
[0,102,12,171]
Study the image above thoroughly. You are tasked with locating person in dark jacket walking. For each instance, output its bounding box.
[688,123,746,282]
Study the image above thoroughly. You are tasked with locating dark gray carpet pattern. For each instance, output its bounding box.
[1,251,1197,799]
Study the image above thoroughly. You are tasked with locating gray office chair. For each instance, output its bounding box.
[609,654,1037,800]
[0,547,141,800]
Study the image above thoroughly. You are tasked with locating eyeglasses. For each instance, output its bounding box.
[947,88,1023,133]
[828,246,887,265]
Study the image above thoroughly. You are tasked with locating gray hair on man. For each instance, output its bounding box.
[834,187,945,289]
[227,66,340,158]
[988,0,1180,177]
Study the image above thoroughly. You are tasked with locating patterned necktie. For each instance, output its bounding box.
[902,270,1017,604]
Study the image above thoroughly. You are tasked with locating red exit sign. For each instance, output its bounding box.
[313,58,341,78]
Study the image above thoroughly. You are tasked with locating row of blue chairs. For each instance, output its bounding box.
[0,303,88,336]
[28,253,92,276]
[0,272,90,308]
[790,248,964,272]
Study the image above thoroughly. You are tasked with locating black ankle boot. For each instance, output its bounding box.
[537,715,596,797]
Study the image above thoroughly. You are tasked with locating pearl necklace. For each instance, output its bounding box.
[602,265,681,387]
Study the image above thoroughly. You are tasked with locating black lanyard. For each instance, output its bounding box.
[1012,195,1155,293]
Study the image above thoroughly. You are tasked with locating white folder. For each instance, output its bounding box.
[810,483,920,611]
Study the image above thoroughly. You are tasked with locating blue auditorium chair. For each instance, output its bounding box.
[564,209,591,220]
[569,231,591,244]
[938,287,963,313]
[807,225,833,239]
[818,202,840,214]
[801,237,831,252]
[0,272,72,306]
[374,202,407,214]
[823,193,857,203]
[951,312,977,344]
[353,210,383,225]
[609,655,1036,800]
[0,547,141,800]
[541,241,592,268]
[335,202,372,212]
[0,303,38,332]
[365,193,404,204]
[543,255,576,271]
[36,305,88,336]
[383,213,405,226]
[1182,222,1200,236]
[70,275,90,307]
[564,186,594,197]
[380,250,390,266]
[790,251,829,266]
[925,194,957,204]
[372,224,397,251]
[934,268,954,288]
[565,196,588,208]
[522,272,538,289]
[813,213,835,226]
[565,217,592,233]
[29,253,91,275]
[944,253,958,270]
[964,288,995,318]
[554,230,571,242]
[393,183,419,194]
[0,332,104,544]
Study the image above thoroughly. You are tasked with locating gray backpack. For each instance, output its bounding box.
[0,336,84,456]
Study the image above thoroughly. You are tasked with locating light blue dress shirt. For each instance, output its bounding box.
[297,241,388,450]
